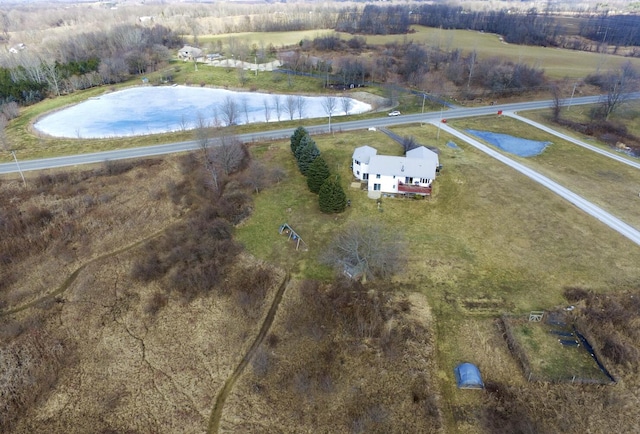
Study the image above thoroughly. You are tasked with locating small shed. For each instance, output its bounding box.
[454,363,484,389]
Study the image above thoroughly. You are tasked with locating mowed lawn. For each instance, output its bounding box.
[239,126,640,311]
[239,125,640,431]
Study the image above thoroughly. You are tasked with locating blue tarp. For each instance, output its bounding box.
[454,363,484,389]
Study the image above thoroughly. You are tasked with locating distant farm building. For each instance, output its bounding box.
[178,45,203,61]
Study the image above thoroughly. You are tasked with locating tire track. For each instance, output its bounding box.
[207,272,291,434]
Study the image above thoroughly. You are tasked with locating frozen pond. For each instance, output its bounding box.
[466,130,550,157]
[34,86,371,139]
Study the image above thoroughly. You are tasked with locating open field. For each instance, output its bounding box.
[3,11,640,432]
[236,124,640,432]
[3,117,640,431]
[199,25,640,80]
[446,114,640,230]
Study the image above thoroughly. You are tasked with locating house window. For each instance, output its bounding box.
[373,184,381,191]
[363,173,369,180]
[356,170,360,175]
[376,174,381,179]
[355,160,360,165]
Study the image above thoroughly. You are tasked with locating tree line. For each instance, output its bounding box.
[335,4,640,50]
[290,126,347,214]
[0,24,181,105]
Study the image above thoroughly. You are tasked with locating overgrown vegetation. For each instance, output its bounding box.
[564,287,640,371]
[232,279,441,433]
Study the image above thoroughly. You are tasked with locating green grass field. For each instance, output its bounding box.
[446,114,640,230]
[196,25,640,80]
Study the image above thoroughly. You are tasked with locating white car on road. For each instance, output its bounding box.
[388,110,401,116]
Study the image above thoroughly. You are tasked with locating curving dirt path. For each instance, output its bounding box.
[0,227,169,317]
[207,272,291,434]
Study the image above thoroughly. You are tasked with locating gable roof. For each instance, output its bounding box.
[369,155,436,179]
[352,145,377,164]
[406,146,438,160]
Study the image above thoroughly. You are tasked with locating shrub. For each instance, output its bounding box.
[563,287,590,302]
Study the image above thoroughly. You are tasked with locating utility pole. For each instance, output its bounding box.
[421,93,426,126]
[437,105,443,141]
[255,55,258,77]
[568,83,577,110]
[11,150,26,187]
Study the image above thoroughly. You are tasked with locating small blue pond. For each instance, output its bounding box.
[466,129,550,157]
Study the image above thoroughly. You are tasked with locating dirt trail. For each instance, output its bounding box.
[0,227,169,317]
[207,273,291,434]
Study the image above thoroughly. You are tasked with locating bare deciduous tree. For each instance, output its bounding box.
[262,98,271,122]
[549,83,562,121]
[322,221,405,283]
[241,96,250,124]
[242,160,269,193]
[195,113,210,147]
[272,95,282,121]
[321,96,337,132]
[209,134,248,175]
[340,96,353,115]
[296,95,307,120]
[220,96,239,126]
[600,61,638,120]
[285,95,296,120]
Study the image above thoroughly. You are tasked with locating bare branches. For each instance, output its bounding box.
[322,221,405,283]
[220,95,239,126]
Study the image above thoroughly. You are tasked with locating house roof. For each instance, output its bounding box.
[406,146,439,163]
[369,154,436,179]
[352,145,377,164]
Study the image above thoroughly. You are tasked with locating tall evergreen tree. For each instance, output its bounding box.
[294,134,316,161]
[318,177,347,213]
[290,126,308,155]
[306,156,331,193]
[296,141,320,175]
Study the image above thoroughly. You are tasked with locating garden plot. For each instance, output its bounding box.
[502,314,614,384]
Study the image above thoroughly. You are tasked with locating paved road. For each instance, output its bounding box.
[3,94,638,175]
[435,121,640,246]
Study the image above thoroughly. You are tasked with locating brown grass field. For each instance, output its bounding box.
[1,123,640,432]
[2,25,640,433]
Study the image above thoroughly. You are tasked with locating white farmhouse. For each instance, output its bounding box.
[352,145,439,199]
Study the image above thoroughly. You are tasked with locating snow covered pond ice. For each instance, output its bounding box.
[34,86,372,139]
[466,129,550,157]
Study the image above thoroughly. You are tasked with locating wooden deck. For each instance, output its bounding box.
[397,182,432,196]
